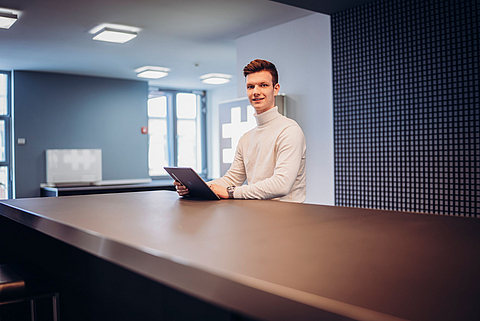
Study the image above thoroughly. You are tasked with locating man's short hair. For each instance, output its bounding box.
[243,59,278,85]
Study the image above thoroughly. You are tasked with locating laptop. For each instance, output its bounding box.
[164,167,220,200]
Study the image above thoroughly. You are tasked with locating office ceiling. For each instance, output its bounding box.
[0,0,369,90]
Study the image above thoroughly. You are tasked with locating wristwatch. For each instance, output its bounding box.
[226,186,236,199]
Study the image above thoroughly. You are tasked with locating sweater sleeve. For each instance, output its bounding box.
[235,124,305,200]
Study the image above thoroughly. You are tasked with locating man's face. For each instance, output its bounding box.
[246,70,280,115]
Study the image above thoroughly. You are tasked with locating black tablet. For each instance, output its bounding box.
[164,167,220,200]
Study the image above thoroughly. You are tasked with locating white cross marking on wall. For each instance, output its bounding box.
[222,105,256,164]
[63,150,97,171]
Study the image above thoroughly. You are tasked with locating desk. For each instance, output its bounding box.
[40,180,175,197]
[0,191,479,320]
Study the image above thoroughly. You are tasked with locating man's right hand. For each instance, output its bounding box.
[173,180,189,196]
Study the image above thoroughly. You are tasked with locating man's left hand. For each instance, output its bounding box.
[209,184,229,199]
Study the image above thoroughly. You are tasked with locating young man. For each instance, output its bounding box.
[175,59,306,202]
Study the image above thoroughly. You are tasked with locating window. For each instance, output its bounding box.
[148,89,206,177]
[0,72,11,199]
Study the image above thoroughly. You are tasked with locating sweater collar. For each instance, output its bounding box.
[254,106,280,127]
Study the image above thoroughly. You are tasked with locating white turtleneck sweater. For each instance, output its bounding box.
[210,106,306,203]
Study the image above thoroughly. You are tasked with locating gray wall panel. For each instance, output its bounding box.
[14,71,149,198]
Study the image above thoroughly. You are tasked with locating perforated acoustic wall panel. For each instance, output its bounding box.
[332,0,479,217]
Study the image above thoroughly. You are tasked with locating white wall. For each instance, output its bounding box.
[236,13,334,205]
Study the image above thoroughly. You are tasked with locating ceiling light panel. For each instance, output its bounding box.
[135,66,171,79]
[0,8,20,29]
[93,27,137,44]
[200,73,232,85]
[137,70,168,79]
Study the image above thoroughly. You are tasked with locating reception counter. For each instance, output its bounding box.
[0,191,479,320]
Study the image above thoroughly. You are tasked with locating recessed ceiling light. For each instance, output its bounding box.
[0,8,20,29]
[92,27,137,44]
[200,73,232,85]
[89,24,141,44]
[135,66,171,79]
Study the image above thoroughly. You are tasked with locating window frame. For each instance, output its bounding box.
[148,88,207,179]
[0,71,12,199]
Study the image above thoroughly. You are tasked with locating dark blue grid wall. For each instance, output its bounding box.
[332,0,479,217]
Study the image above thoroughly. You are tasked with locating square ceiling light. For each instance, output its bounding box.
[0,8,20,29]
[89,24,140,44]
[200,73,232,85]
[93,27,137,43]
[135,66,170,79]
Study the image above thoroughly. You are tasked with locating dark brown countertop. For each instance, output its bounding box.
[1,191,479,320]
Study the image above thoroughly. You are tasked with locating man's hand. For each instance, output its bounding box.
[173,180,189,196]
[209,184,229,199]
